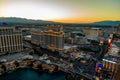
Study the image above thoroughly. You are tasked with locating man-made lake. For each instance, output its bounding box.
[0,68,67,80]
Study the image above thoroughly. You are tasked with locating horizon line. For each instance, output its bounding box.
[0,16,120,24]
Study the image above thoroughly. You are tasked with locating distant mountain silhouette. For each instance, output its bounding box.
[0,17,120,26]
[0,17,58,24]
[91,20,120,26]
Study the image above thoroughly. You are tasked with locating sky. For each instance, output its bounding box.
[0,0,120,23]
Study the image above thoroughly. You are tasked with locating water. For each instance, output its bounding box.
[0,68,67,80]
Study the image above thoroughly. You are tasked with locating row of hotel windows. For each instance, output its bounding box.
[0,29,13,34]
[0,29,21,35]
[0,35,22,47]
[31,33,64,51]
[40,35,64,47]
[0,45,23,53]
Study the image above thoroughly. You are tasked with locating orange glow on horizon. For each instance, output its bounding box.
[50,16,120,23]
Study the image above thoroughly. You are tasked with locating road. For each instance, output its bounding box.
[0,52,27,61]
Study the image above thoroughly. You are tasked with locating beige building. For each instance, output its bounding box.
[83,28,103,36]
[0,27,23,55]
[31,25,64,53]
[31,29,41,45]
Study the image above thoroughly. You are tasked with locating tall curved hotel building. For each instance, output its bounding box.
[0,27,23,55]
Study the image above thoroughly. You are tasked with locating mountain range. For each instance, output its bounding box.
[0,17,120,26]
[91,20,120,26]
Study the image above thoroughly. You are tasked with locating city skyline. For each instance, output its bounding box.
[0,0,120,23]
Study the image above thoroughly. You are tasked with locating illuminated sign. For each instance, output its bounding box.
[102,59,116,64]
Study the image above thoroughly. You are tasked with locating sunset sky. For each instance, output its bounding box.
[0,0,120,23]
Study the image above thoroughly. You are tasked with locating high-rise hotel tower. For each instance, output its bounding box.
[31,25,64,53]
[0,27,23,55]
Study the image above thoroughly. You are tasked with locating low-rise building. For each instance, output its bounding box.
[83,27,103,36]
